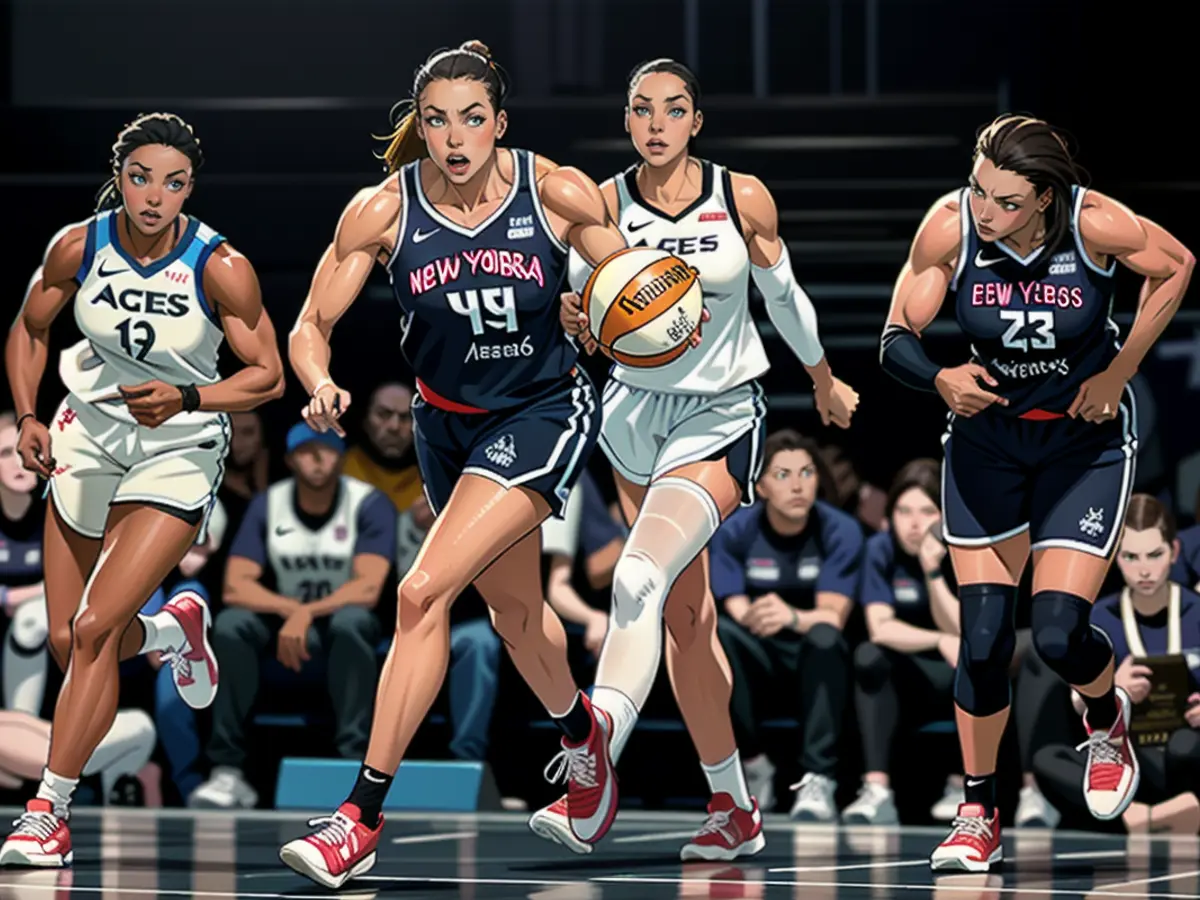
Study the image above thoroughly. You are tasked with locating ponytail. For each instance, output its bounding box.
[374,101,428,174]
[94,176,122,212]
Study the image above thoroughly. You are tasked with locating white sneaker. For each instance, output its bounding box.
[789,772,837,822]
[188,767,258,810]
[931,779,965,821]
[841,781,899,825]
[1015,785,1061,828]
[742,754,776,813]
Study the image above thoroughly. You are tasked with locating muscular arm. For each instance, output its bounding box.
[865,602,943,653]
[539,165,627,266]
[1080,192,1196,381]
[6,225,86,420]
[223,556,300,618]
[885,194,961,334]
[199,245,285,411]
[290,178,401,392]
[305,554,390,617]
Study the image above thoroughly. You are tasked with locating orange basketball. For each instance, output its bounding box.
[581,247,703,368]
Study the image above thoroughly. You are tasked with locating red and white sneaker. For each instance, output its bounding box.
[161,589,219,710]
[1079,685,1140,821]
[680,793,766,862]
[0,800,72,868]
[542,693,619,844]
[278,802,382,889]
[929,803,1001,872]
[528,795,592,855]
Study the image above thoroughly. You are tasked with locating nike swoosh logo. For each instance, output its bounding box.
[413,228,441,244]
[965,779,986,787]
[274,526,294,536]
[363,771,387,784]
[627,221,653,232]
[974,251,1005,268]
[98,261,129,277]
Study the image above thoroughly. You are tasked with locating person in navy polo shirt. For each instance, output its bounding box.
[712,429,862,821]
[1033,494,1200,833]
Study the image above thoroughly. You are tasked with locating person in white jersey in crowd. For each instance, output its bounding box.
[536,58,859,859]
[1,112,284,867]
[191,422,395,809]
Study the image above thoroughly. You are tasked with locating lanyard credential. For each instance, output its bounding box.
[1121,583,1182,658]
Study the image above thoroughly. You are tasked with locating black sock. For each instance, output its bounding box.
[1083,683,1119,730]
[964,773,997,816]
[346,765,393,829]
[552,693,593,744]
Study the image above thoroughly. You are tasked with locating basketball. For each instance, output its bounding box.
[581,247,703,368]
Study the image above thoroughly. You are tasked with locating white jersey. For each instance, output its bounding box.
[569,159,769,395]
[59,210,227,425]
[265,476,378,603]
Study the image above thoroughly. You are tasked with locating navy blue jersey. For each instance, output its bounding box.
[1171,525,1200,588]
[0,496,43,589]
[710,500,863,611]
[1092,586,1200,690]
[859,531,957,632]
[950,185,1119,416]
[387,149,574,411]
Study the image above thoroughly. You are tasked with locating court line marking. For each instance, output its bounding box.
[390,830,478,845]
[769,849,1126,873]
[1101,870,1200,891]
[612,830,704,844]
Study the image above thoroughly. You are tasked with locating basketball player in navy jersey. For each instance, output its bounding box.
[279,40,634,888]
[881,115,1195,871]
[2,113,284,868]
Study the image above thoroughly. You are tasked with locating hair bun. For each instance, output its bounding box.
[460,39,491,59]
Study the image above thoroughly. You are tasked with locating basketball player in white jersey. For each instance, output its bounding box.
[532,59,859,858]
[2,112,284,868]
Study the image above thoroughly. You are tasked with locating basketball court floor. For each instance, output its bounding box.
[1,808,1197,899]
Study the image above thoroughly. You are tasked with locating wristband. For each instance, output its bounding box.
[15,413,35,430]
[790,606,801,630]
[178,384,202,413]
[312,377,334,395]
[926,569,944,581]
[880,323,941,393]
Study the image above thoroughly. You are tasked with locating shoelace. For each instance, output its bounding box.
[12,811,58,842]
[789,776,827,804]
[947,814,992,845]
[305,814,351,847]
[544,745,597,789]
[160,646,193,680]
[851,783,888,807]
[695,809,735,840]
[1077,730,1125,789]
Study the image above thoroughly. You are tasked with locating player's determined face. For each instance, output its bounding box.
[417,78,508,185]
[891,486,941,556]
[1116,527,1179,598]
[120,144,194,237]
[0,424,37,495]
[967,156,1050,244]
[757,449,819,521]
[625,72,702,167]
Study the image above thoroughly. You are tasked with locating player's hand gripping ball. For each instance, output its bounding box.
[579,247,706,366]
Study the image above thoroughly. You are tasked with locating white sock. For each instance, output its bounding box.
[3,597,49,715]
[702,750,754,811]
[139,608,186,654]
[36,768,79,819]
[590,687,639,764]
[82,709,157,799]
[593,477,721,725]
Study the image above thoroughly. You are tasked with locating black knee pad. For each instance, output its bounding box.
[953,583,1017,717]
[853,642,891,690]
[1029,591,1113,686]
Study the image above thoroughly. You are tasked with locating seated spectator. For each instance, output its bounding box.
[396,496,501,764]
[1171,488,1200,591]
[191,423,393,809]
[343,382,423,513]
[1033,495,1200,834]
[843,460,1060,827]
[712,429,861,821]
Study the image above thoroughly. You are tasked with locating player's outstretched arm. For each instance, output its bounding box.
[290,178,401,434]
[5,224,86,475]
[732,172,858,428]
[1080,191,1195,381]
[539,164,627,267]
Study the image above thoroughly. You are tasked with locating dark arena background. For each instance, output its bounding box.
[2,1,1200,897]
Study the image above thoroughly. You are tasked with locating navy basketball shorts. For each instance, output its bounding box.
[941,387,1137,557]
[413,369,600,519]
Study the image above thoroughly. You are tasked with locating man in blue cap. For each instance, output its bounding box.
[190,423,396,809]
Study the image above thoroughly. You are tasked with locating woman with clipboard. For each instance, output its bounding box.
[1032,495,1200,833]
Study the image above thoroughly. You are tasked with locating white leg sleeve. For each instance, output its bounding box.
[3,596,49,716]
[83,709,157,799]
[592,476,721,762]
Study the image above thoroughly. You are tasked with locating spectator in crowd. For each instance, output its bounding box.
[818,443,887,534]
[843,460,1060,827]
[222,411,271,509]
[1170,487,1200,590]
[343,382,423,513]
[0,412,47,715]
[712,429,862,821]
[191,423,394,809]
[1033,495,1200,834]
